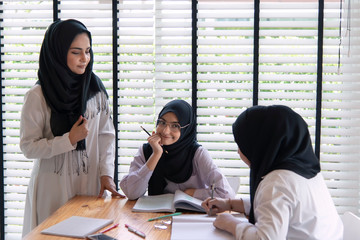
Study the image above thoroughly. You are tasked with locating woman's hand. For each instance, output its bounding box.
[146,131,164,171]
[201,197,231,216]
[147,131,163,155]
[69,115,88,145]
[184,188,196,196]
[213,213,240,236]
[98,176,125,198]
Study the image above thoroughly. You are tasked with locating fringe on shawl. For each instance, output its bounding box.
[54,92,111,175]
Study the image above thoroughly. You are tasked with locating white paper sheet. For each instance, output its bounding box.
[171,214,247,240]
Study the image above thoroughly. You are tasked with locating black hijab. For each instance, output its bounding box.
[143,100,201,195]
[37,19,107,150]
[232,105,320,224]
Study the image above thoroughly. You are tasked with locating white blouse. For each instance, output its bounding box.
[120,146,235,200]
[236,170,343,240]
[21,85,115,236]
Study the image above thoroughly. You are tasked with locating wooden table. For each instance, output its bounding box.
[23,195,173,240]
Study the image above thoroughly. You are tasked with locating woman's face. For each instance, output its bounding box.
[67,32,91,75]
[238,148,251,167]
[156,112,181,145]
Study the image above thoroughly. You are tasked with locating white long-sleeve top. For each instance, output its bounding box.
[20,85,116,236]
[236,170,343,240]
[120,146,235,200]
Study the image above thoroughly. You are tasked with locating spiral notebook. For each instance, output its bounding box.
[41,216,113,238]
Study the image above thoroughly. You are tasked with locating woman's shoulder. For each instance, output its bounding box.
[192,146,213,165]
[265,169,321,182]
[24,84,45,101]
[260,170,324,195]
[263,170,304,184]
[193,145,209,157]
[26,84,42,95]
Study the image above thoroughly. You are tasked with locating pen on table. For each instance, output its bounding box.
[140,126,168,154]
[125,224,146,238]
[148,212,182,222]
[100,223,119,234]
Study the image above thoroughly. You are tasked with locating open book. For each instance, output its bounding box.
[132,189,205,213]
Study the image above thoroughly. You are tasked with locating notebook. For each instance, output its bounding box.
[132,189,205,213]
[41,216,113,238]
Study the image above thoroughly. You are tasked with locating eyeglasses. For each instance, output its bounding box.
[156,119,190,132]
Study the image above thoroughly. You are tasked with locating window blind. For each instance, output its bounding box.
[1,1,53,239]
[117,0,194,180]
[117,0,360,213]
[257,1,360,214]
[335,0,360,214]
[197,1,255,195]
[1,1,112,239]
[117,0,156,178]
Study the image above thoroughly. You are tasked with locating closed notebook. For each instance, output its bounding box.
[41,216,113,238]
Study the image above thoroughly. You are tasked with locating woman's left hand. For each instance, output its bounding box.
[98,176,126,198]
[184,188,196,196]
[213,213,241,236]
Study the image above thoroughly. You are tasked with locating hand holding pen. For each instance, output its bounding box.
[141,126,168,154]
[201,182,233,216]
[209,181,215,215]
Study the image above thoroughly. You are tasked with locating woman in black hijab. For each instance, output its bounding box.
[120,99,235,201]
[20,19,124,236]
[38,18,106,151]
[202,105,343,239]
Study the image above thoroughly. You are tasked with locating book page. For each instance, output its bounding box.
[171,214,241,240]
[173,190,205,212]
[132,193,176,212]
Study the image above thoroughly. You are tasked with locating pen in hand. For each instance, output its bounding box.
[140,126,168,154]
[209,180,215,215]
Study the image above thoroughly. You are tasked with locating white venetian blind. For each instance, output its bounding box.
[117,0,193,180]
[1,1,112,239]
[1,1,53,239]
[257,1,360,214]
[117,0,360,212]
[117,0,156,178]
[195,0,360,214]
[335,0,360,215]
[197,0,254,196]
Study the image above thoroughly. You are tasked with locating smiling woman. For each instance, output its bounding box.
[120,99,235,201]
